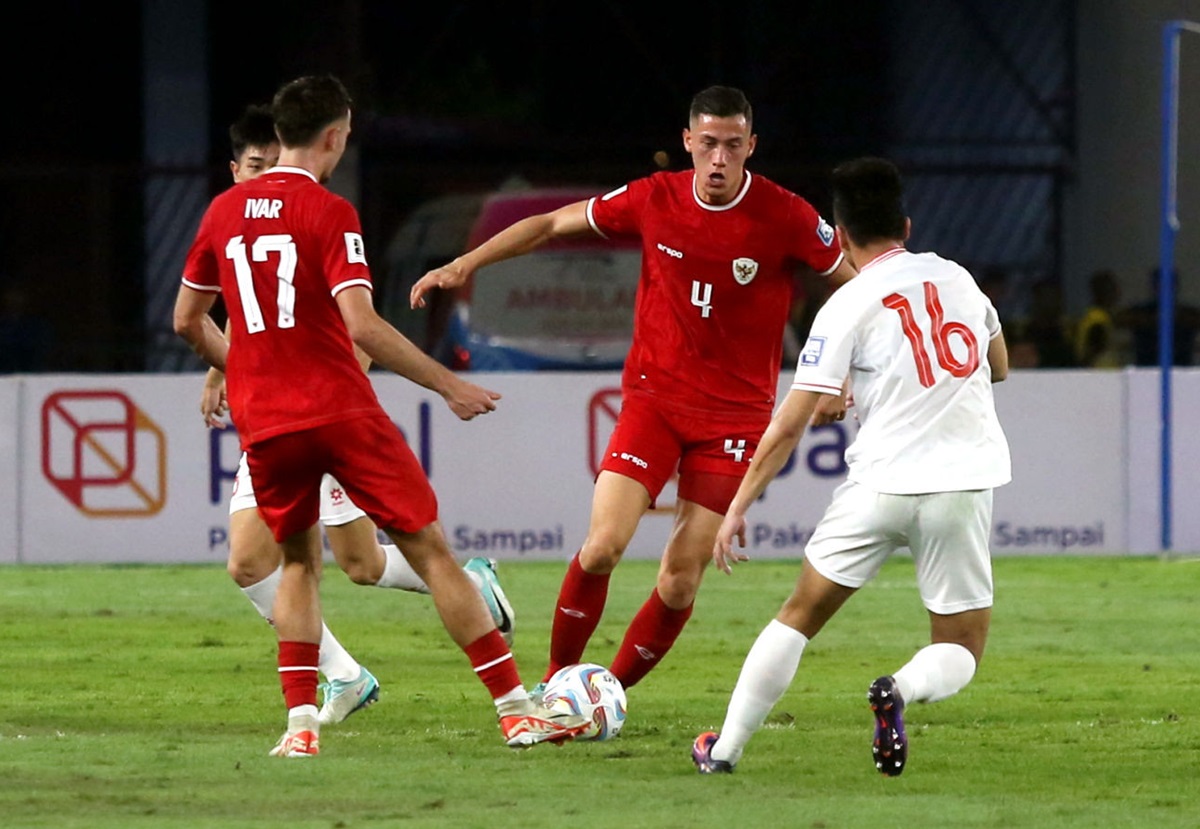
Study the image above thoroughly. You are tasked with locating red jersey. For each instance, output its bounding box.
[182,166,382,445]
[586,170,843,414]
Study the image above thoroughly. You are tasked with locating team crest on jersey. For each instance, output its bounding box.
[732,257,759,285]
[816,217,835,247]
[800,335,826,366]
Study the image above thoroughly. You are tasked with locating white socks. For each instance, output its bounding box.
[374,544,431,593]
[893,642,977,704]
[240,566,283,622]
[240,566,360,683]
[712,619,809,765]
[708,630,978,767]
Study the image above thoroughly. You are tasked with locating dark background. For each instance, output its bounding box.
[2,0,1090,372]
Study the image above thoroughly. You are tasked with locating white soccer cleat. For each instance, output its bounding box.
[464,557,515,645]
[318,666,380,725]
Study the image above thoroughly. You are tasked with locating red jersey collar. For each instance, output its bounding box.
[261,165,318,183]
[692,170,752,212]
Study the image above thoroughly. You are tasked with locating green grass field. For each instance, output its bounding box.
[2,556,1198,828]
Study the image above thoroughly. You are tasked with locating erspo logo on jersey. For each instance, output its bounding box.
[41,390,167,517]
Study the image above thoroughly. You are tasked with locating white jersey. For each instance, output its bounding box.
[793,247,1011,494]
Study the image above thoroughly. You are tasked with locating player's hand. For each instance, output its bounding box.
[713,512,750,575]
[200,369,229,429]
[443,377,502,421]
[809,382,851,426]
[411,260,470,309]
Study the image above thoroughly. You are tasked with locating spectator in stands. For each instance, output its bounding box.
[1115,267,1200,366]
[1074,269,1124,368]
[1017,276,1075,367]
[977,266,1013,321]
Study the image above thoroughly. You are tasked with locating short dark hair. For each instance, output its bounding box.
[831,157,907,247]
[271,74,353,148]
[689,85,752,127]
[229,104,276,161]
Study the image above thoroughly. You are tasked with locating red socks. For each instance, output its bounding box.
[278,641,320,709]
[544,554,611,681]
[465,629,521,699]
[610,590,693,689]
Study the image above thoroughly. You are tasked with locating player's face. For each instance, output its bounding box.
[230,143,280,183]
[318,111,352,183]
[683,113,756,205]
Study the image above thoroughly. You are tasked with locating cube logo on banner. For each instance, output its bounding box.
[41,390,167,517]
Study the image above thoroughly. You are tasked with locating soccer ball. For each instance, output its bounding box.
[542,662,627,741]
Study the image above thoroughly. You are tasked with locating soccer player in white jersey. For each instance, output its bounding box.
[692,156,1011,777]
[201,104,515,727]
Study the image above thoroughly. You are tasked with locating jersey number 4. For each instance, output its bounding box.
[225,234,297,333]
[883,282,979,387]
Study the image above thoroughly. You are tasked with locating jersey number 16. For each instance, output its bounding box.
[883,282,979,387]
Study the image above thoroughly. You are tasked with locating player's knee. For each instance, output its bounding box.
[579,535,627,572]
[656,567,702,607]
[338,554,380,585]
[227,552,271,588]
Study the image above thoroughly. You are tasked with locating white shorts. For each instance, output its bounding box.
[228,452,368,527]
[803,480,994,614]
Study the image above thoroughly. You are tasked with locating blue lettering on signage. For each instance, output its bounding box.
[209,427,241,504]
[453,524,565,554]
[209,526,228,550]
[750,522,815,549]
[805,423,849,478]
[418,400,431,476]
[993,522,1105,550]
[208,402,433,504]
[757,422,851,501]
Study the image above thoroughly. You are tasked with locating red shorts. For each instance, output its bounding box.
[245,414,437,542]
[599,391,770,514]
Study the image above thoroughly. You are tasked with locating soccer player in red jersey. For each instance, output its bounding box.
[199,104,516,729]
[410,86,857,694]
[173,74,587,756]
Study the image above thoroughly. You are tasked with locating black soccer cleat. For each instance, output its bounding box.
[868,676,908,776]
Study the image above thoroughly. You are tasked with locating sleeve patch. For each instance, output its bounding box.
[800,335,826,366]
[344,232,367,265]
[816,216,835,247]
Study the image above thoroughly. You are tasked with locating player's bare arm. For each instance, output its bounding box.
[352,343,373,373]
[803,259,858,427]
[409,200,593,309]
[988,330,1009,382]
[198,317,234,428]
[714,389,824,575]
[336,286,500,419]
[173,286,229,372]
[199,369,229,428]
[809,379,851,426]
